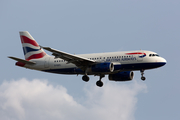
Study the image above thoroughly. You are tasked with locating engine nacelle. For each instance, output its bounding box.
[91,62,114,73]
[108,71,134,81]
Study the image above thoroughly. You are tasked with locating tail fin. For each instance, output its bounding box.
[20,31,47,60]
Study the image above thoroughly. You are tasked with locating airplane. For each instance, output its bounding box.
[9,31,167,87]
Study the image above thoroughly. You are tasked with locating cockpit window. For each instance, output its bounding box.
[155,54,159,57]
[149,54,159,57]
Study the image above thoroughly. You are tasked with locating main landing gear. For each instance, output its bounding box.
[82,74,105,87]
[140,69,146,81]
[96,75,105,87]
[82,75,89,82]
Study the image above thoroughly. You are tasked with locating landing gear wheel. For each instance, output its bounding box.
[141,76,146,81]
[82,75,89,82]
[140,69,146,81]
[95,74,105,87]
[96,80,103,87]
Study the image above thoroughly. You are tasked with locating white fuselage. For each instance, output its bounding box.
[25,50,166,75]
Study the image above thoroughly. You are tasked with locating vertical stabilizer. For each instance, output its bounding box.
[19,31,47,60]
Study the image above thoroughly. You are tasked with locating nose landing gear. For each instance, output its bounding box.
[140,69,146,81]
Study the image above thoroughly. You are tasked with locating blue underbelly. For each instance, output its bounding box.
[43,62,166,74]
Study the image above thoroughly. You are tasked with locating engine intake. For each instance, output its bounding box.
[91,62,114,73]
[108,71,134,81]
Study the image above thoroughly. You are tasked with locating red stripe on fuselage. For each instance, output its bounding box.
[20,36,39,47]
[126,52,144,55]
[26,52,46,60]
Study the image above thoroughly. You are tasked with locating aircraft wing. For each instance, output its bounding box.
[41,46,95,68]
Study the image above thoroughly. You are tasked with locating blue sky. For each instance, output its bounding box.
[1,0,180,120]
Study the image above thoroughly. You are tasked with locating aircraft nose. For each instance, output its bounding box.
[160,57,167,66]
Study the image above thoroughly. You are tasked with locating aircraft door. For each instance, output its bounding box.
[137,52,144,62]
[44,57,50,68]
[137,56,143,61]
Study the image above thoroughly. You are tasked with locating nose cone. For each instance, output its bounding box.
[159,57,167,66]
[161,57,166,63]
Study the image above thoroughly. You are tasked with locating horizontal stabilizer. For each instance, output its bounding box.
[8,56,36,65]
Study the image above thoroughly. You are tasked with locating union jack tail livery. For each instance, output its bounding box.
[20,31,46,60]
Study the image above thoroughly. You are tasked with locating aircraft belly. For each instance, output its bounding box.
[120,62,166,71]
[43,67,84,74]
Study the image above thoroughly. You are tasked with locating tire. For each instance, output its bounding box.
[141,77,146,81]
[96,81,103,87]
[82,75,89,82]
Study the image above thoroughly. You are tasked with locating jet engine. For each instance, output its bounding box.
[108,71,134,81]
[91,62,114,73]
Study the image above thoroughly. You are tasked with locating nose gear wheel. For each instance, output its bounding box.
[140,69,146,81]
